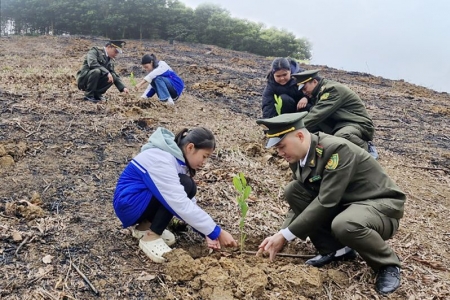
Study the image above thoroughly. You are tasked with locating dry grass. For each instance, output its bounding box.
[0,36,449,299]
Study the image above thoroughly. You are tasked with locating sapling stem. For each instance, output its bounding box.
[233,172,251,252]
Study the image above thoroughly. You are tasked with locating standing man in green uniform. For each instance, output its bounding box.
[76,40,129,103]
[256,112,405,295]
[293,69,377,158]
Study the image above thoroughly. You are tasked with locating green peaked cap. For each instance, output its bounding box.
[292,69,321,89]
[109,40,126,53]
[256,112,308,148]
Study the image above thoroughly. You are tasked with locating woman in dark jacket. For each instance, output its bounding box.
[261,57,313,118]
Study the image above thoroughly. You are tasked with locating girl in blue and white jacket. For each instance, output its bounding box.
[135,54,184,105]
[113,127,237,263]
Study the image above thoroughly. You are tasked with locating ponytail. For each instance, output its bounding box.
[174,127,216,177]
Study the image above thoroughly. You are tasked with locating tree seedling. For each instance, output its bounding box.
[233,172,251,252]
[274,94,282,115]
[129,72,137,87]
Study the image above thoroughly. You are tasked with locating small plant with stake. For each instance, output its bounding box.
[233,172,251,252]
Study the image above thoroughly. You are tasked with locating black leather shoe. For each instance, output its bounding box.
[306,249,357,268]
[83,96,101,103]
[375,266,400,295]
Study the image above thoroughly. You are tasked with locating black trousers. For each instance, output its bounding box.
[137,174,196,235]
[278,94,311,114]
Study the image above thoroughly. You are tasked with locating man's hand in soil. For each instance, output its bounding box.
[122,87,129,93]
[257,232,286,261]
[297,97,308,110]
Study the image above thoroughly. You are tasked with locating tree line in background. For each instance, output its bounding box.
[0,0,312,59]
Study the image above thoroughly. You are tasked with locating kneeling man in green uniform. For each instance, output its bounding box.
[256,112,405,295]
[293,69,378,159]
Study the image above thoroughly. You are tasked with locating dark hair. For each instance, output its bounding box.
[141,54,159,68]
[174,127,216,176]
[266,57,293,80]
[271,57,291,73]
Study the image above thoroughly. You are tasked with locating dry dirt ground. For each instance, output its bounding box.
[0,36,449,300]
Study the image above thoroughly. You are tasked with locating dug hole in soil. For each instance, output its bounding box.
[0,36,449,300]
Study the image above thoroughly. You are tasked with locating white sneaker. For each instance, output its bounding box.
[131,227,176,246]
[166,97,175,105]
[139,238,172,263]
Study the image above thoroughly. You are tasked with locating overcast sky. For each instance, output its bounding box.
[182,0,450,93]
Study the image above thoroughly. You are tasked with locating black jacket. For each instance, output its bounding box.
[261,59,313,118]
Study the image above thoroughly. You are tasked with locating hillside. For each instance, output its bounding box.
[0,36,449,300]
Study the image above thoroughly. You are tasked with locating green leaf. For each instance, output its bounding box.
[274,94,282,115]
[243,185,251,200]
[241,202,248,217]
[239,172,247,186]
[233,175,243,192]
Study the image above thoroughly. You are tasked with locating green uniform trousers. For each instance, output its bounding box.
[334,125,369,151]
[283,180,401,271]
[77,69,113,98]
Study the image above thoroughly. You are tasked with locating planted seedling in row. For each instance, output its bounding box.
[129,72,137,87]
[233,172,251,252]
[274,94,282,115]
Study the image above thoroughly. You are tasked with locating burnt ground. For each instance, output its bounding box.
[0,36,449,300]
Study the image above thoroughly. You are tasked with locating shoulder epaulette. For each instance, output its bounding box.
[316,144,324,157]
